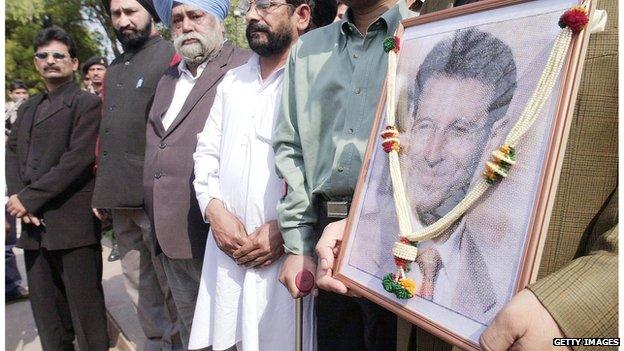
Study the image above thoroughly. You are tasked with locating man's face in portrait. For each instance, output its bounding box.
[405,74,494,226]
[110,0,153,50]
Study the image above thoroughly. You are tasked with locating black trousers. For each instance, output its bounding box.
[316,290,397,351]
[315,205,397,351]
[24,244,109,351]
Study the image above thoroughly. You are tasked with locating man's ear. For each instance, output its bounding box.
[294,4,312,33]
[71,58,80,72]
[150,17,160,35]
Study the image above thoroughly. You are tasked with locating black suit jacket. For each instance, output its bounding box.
[92,36,176,209]
[6,82,102,250]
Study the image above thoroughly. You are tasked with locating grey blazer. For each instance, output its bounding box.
[143,42,251,260]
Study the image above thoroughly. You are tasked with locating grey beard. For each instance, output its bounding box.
[174,31,223,66]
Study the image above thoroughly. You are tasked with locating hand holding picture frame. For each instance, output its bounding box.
[334,0,594,349]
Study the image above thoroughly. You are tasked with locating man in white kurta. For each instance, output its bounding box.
[189,0,315,349]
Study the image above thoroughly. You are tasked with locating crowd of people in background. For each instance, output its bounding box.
[4,0,617,350]
[5,78,30,303]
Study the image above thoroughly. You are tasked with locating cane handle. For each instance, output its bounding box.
[295,270,314,293]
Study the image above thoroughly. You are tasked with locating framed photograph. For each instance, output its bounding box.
[334,0,594,349]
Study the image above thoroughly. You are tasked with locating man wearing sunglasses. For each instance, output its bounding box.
[92,0,182,349]
[6,26,108,351]
[188,0,316,349]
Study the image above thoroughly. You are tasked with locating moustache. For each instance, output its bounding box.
[174,32,207,47]
[121,25,137,31]
[246,22,271,35]
[119,26,138,36]
[181,35,202,45]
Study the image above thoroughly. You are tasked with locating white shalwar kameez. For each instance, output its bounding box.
[189,55,315,351]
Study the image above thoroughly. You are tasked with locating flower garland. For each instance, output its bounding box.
[381,4,589,299]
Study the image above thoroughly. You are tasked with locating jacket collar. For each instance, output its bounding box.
[35,81,80,126]
[150,41,238,138]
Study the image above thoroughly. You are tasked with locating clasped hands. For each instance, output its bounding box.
[278,218,570,351]
[7,194,42,226]
[206,199,284,268]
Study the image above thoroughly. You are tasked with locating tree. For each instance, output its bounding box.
[83,0,122,57]
[225,0,249,49]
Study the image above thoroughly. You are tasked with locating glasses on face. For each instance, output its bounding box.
[34,51,69,61]
[241,0,293,14]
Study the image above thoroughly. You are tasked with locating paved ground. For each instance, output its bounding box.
[5,238,143,351]
[100,237,146,351]
[5,246,41,351]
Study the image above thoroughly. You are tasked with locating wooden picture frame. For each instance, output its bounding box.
[334,0,594,349]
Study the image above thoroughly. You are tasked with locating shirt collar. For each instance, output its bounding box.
[178,59,208,80]
[338,0,413,51]
[247,54,286,87]
[248,54,261,72]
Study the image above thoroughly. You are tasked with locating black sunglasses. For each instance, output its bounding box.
[34,51,69,60]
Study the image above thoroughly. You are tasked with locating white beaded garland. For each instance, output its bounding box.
[383,26,575,243]
[392,241,419,262]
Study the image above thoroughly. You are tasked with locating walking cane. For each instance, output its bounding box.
[295,270,314,351]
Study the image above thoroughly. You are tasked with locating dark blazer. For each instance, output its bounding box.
[6,82,102,250]
[143,42,251,259]
[92,36,176,209]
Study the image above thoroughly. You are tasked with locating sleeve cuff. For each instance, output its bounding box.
[17,188,44,215]
[528,249,618,341]
[281,226,318,256]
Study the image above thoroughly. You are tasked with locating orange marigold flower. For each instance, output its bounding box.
[399,278,417,295]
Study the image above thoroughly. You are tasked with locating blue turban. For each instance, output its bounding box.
[155,0,230,26]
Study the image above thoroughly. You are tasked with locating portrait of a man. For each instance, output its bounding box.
[398,28,517,323]
[341,0,592,346]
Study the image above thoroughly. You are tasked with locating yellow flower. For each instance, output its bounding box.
[399,278,417,295]
[572,5,587,14]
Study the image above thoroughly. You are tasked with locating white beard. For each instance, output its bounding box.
[174,27,223,66]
